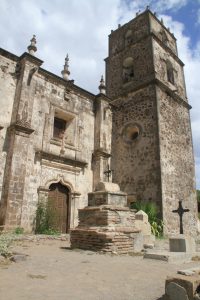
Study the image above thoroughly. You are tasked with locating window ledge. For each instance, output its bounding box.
[50,138,80,152]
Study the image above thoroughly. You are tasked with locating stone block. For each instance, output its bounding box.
[177,267,200,276]
[134,210,153,247]
[165,274,200,300]
[143,234,155,245]
[131,231,143,252]
[10,254,27,262]
[166,282,189,300]
[88,191,127,207]
[144,251,193,263]
[135,210,148,222]
[95,182,120,192]
[169,235,196,253]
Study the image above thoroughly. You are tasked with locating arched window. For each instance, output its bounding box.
[122,57,134,83]
[166,60,174,84]
[125,30,132,46]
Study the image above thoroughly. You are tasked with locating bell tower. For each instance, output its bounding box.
[106,9,198,235]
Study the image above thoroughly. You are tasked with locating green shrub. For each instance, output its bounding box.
[14,227,24,235]
[0,234,14,257]
[35,201,60,235]
[131,200,163,237]
[151,220,164,238]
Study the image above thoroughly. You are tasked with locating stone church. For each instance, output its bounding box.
[0,9,198,235]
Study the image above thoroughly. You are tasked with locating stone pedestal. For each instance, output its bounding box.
[70,182,142,254]
[169,235,196,253]
[164,273,200,300]
[135,210,155,245]
[88,182,127,207]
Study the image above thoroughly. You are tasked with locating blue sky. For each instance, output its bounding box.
[170,2,200,46]
[0,0,200,189]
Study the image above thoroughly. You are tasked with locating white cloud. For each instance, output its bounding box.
[154,0,187,11]
[0,0,199,188]
[118,0,188,15]
[0,0,121,92]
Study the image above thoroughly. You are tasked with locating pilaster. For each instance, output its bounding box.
[93,93,112,189]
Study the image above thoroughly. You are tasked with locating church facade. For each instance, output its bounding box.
[0,9,198,235]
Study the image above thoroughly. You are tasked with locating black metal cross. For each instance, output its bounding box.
[172,200,190,234]
[104,164,113,182]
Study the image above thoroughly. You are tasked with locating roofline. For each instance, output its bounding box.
[38,67,95,99]
[0,47,96,100]
[109,9,176,41]
[0,48,19,62]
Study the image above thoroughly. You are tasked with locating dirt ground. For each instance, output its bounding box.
[0,237,199,300]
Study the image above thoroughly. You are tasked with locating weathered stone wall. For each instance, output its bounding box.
[153,39,186,100]
[107,10,198,236]
[0,50,105,232]
[158,86,198,235]
[149,14,177,55]
[111,85,162,207]
[19,70,95,231]
[0,52,17,206]
[106,13,154,99]
[108,12,150,57]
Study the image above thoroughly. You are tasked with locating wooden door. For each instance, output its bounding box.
[48,182,70,233]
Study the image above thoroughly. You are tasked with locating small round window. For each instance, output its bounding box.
[122,124,140,143]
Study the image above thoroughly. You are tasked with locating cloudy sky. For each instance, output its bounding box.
[0,0,200,188]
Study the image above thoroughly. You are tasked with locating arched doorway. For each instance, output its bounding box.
[48,182,70,233]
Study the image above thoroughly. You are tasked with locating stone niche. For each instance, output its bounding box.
[70,182,142,254]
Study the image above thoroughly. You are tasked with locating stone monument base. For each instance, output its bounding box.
[144,235,198,263]
[70,183,142,254]
[169,235,196,253]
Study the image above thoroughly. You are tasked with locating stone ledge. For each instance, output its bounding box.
[144,250,200,263]
[9,122,35,135]
[35,151,88,169]
[79,205,130,211]
[75,226,140,233]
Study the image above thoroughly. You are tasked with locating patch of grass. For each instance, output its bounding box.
[14,227,24,235]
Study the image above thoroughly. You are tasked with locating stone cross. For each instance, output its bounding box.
[104,164,112,182]
[172,200,190,234]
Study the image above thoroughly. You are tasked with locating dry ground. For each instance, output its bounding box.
[0,237,199,300]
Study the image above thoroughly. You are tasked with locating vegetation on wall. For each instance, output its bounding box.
[35,202,59,235]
